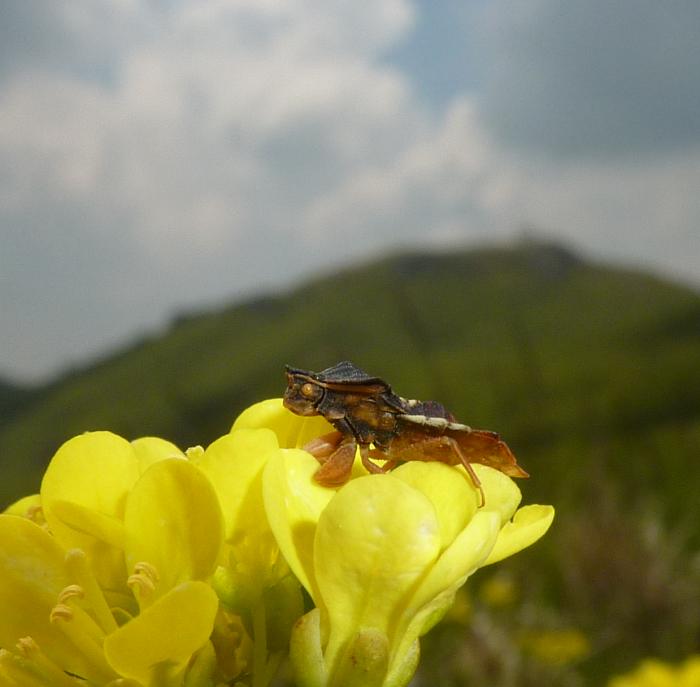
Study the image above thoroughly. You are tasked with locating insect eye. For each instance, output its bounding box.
[300,383,317,398]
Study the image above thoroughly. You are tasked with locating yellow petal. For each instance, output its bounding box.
[289,608,327,687]
[49,500,124,550]
[124,459,223,603]
[40,432,140,589]
[41,432,139,539]
[386,509,501,685]
[331,628,389,687]
[472,464,522,525]
[183,640,218,687]
[232,398,333,448]
[410,510,501,614]
[199,430,283,600]
[483,504,555,565]
[610,658,676,687]
[681,657,700,686]
[0,515,97,681]
[103,581,219,685]
[519,628,590,665]
[392,462,479,549]
[3,494,41,517]
[314,475,441,675]
[262,449,335,601]
[131,437,185,473]
[384,639,419,687]
[197,429,278,544]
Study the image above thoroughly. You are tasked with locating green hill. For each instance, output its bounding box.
[2,240,700,683]
[3,241,699,507]
[0,377,36,426]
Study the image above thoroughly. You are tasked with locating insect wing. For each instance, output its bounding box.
[401,399,456,421]
[447,428,529,478]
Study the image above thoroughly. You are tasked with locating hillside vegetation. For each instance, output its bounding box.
[2,241,700,684]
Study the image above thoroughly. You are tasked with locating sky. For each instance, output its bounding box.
[1,0,699,383]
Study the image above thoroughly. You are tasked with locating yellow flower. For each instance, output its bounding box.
[0,431,240,687]
[196,427,287,604]
[0,396,555,687]
[250,400,555,687]
[609,656,700,687]
[478,572,518,608]
[519,628,590,666]
[232,398,334,452]
[194,425,305,684]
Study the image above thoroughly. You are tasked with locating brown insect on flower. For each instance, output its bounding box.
[283,361,528,504]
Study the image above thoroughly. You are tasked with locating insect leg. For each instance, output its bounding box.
[302,431,344,464]
[359,445,385,474]
[367,446,400,473]
[313,439,357,487]
[447,437,485,507]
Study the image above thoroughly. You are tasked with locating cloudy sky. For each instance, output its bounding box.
[2,0,699,383]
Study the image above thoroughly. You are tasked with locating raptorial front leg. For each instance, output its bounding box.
[302,430,344,464]
[313,439,357,487]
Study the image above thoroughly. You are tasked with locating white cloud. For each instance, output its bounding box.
[474,0,700,156]
[301,99,506,250]
[501,148,700,284]
[0,0,424,380]
[300,93,700,284]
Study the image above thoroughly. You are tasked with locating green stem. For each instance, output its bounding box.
[263,651,284,685]
[251,598,268,687]
[148,663,181,687]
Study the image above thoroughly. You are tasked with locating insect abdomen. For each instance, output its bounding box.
[400,414,471,433]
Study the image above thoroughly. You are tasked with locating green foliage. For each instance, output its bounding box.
[3,241,700,685]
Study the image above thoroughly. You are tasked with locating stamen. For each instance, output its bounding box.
[2,638,80,687]
[51,611,117,685]
[49,604,74,623]
[186,445,204,461]
[0,648,47,687]
[127,561,160,601]
[51,582,117,682]
[134,561,160,582]
[51,587,107,646]
[26,504,46,526]
[57,584,84,605]
[15,636,37,656]
[64,549,118,634]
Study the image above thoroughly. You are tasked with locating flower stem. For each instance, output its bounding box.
[251,598,268,687]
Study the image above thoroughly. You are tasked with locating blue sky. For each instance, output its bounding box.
[386,1,482,105]
[1,0,699,382]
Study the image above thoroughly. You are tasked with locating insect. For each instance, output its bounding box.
[283,361,528,504]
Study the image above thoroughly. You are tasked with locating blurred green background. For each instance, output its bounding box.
[2,241,699,685]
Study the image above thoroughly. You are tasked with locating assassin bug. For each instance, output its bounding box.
[283,361,528,504]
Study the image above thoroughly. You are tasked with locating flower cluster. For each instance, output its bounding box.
[0,398,554,687]
[609,656,700,687]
